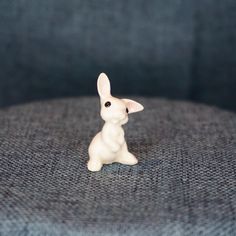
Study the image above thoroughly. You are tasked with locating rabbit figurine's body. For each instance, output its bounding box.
[88,120,136,171]
[87,73,144,172]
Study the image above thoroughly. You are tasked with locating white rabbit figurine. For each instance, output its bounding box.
[87,73,144,172]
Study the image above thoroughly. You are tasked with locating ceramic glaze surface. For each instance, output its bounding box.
[87,73,144,172]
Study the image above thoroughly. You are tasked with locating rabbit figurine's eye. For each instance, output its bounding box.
[105,101,111,108]
[126,108,129,113]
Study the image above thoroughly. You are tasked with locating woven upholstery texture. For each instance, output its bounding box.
[0,97,236,236]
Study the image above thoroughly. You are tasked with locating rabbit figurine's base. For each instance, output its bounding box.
[87,157,138,172]
[87,151,138,172]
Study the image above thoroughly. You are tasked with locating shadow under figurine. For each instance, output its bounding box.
[88,73,144,172]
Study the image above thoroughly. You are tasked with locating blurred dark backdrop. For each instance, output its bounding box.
[0,0,236,111]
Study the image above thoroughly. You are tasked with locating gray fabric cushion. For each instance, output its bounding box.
[0,97,236,236]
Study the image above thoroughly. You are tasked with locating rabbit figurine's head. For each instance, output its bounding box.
[97,73,144,125]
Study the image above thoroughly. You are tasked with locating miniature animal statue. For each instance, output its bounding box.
[87,73,144,172]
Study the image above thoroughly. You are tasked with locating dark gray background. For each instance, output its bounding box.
[0,0,236,111]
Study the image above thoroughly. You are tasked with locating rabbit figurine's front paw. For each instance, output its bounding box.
[87,160,103,172]
[110,144,121,153]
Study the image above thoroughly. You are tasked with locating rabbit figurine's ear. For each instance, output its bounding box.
[97,73,111,99]
[123,99,144,114]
